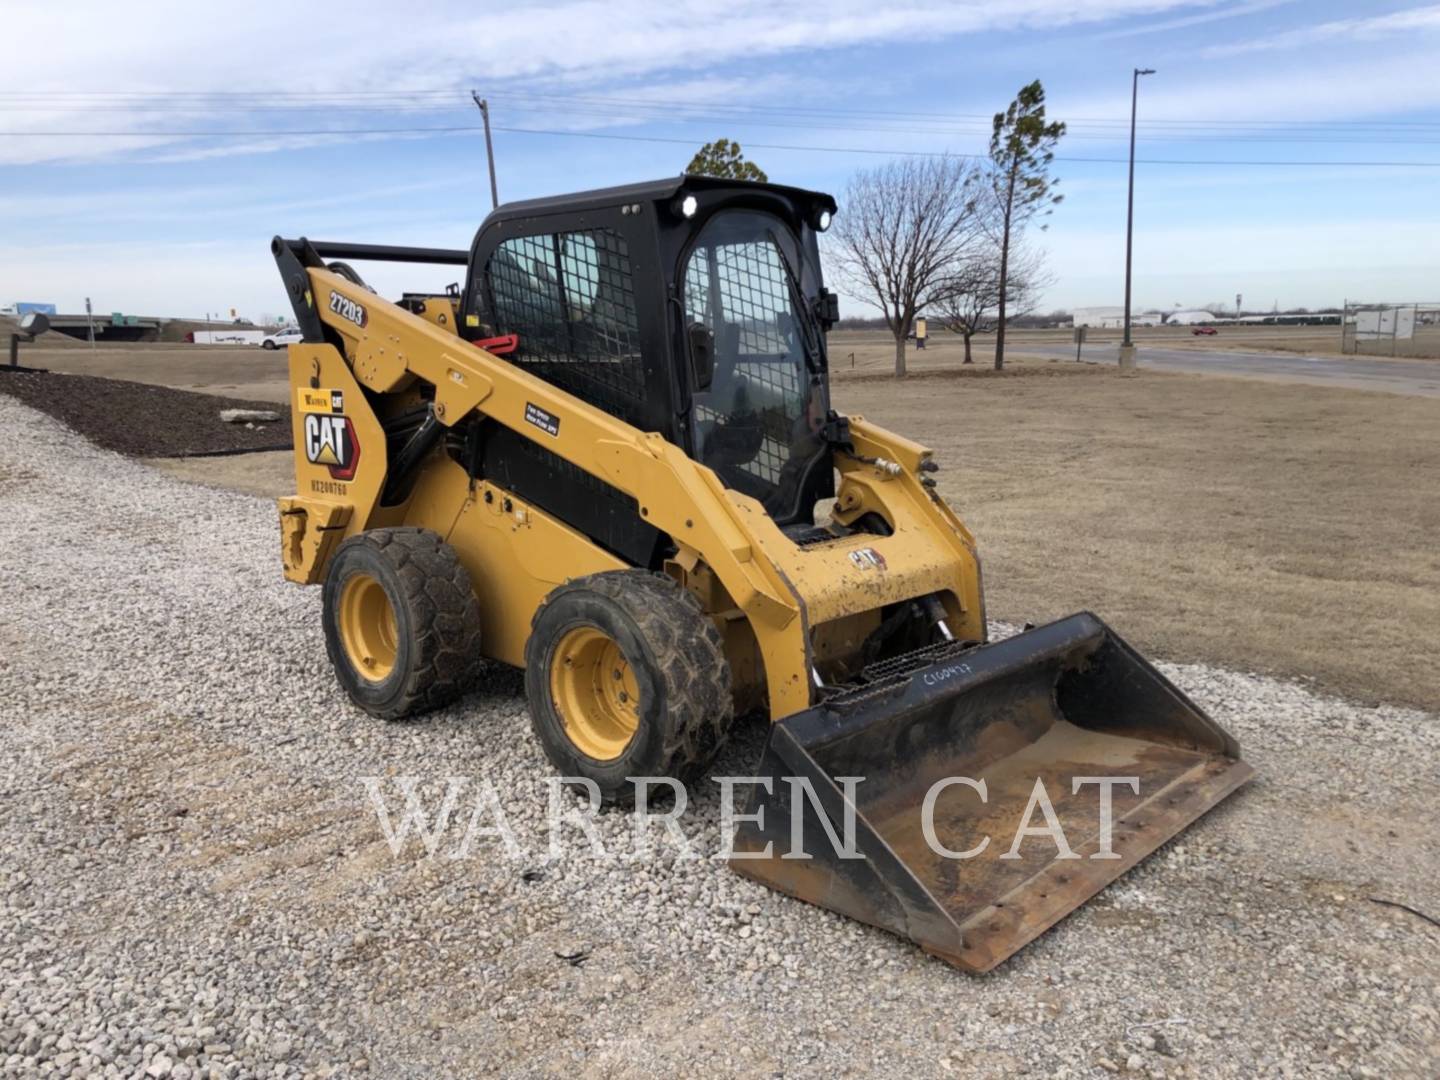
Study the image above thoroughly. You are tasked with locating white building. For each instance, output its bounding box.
[1166,310,1217,325]
[1070,306,1163,328]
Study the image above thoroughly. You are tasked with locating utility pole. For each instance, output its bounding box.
[1120,67,1155,371]
[471,92,499,210]
[85,296,95,349]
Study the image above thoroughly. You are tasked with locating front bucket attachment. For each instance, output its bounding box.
[730,613,1254,973]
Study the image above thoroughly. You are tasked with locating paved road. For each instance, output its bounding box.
[1018,343,1440,398]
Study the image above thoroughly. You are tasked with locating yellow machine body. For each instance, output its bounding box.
[282,266,984,720]
[274,184,1250,974]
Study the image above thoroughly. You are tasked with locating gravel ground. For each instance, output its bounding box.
[1,394,1437,1079]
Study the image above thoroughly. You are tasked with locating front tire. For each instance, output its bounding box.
[262,339,277,350]
[322,528,483,719]
[525,571,733,803]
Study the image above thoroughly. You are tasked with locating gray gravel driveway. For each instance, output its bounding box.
[1,397,1436,1078]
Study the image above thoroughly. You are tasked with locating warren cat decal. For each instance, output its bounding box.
[298,387,344,414]
[299,387,360,481]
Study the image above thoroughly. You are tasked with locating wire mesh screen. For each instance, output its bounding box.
[486,228,647,416]
[691,397,795,488]
[685,240,804,489]
[700,243,790,354]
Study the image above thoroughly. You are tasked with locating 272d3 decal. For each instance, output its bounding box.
[328,291,367,328]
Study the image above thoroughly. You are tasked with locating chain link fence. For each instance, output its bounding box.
[1342,301,1440,357]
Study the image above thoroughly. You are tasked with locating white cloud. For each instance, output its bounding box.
[5,1,1437,315]
[141,129,449,164]
[1093,0,1295,40]
[1054,47,1440,124]
[1203,3,1440,56]
[0,0,1218,164]
[0,177,469,230]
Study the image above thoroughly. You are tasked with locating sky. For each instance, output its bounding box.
[2,0,1438,321]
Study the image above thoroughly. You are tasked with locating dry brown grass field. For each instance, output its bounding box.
[826,323,1440,374]
[833,366,1440,711]
[23,340,290,402]
[23,323,1432,397]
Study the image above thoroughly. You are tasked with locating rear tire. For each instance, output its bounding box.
[525,571,733,803]
[322,528,483,720]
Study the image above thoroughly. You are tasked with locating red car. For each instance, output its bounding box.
[1192,326,1218,336]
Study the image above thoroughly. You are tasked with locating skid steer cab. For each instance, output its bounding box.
[271,174,1252,972]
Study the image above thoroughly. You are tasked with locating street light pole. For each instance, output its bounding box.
[470,91,499,211]
[1120,67,1155,370]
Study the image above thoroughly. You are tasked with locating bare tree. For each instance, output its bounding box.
[829,156,983,377]
[937,244,1051,364]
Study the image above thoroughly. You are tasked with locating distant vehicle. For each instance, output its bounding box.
[1192,326,1218,336]
[261,326,304,350]
[190,329,267,346]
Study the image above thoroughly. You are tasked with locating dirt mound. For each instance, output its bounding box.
[1,315,92,349]
[0,370,291,457]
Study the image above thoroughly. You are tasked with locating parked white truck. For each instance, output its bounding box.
[189,329,268,346]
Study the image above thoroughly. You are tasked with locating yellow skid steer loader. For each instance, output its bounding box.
[272,176,1253,972]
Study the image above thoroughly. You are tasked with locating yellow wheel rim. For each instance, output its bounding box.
[549,626,641,761]
[339,572,399,682]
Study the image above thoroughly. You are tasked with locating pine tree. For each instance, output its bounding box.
[989,81,1065,370]
[686,139,768,182]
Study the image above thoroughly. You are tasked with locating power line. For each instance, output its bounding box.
[473,90,1440,130]
[16,101,1437,145]
[6,122,1440,167]
[8,104,1440,146]
[0,86,1427,123]
[6,89,1440,163]
[4,126,486,137]
[489,126,1440,166]
[6,87,1440,133]
[10,100,1440,145]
